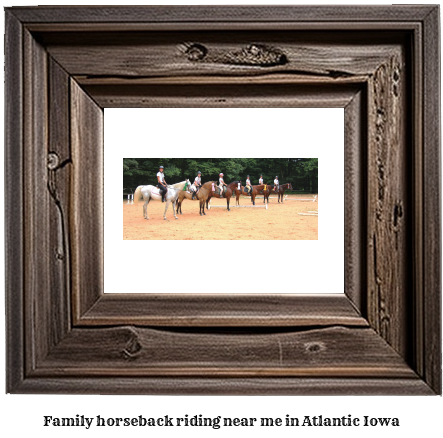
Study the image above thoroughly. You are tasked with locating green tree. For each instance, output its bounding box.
[123,158,318,194]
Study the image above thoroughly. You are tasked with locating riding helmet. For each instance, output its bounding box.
[197,171,201,174]
[219,173,224,176]
[159,166,164,169]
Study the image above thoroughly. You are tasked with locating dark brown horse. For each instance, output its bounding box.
[261,183,275,204]
[273,182,293,203]
[234,184,267,206]
[176,181,214,216]
[208,181,241,211]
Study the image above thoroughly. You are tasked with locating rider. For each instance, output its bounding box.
[157,165,168,202]
[245,175,252,195]
[259,174,266,194]
[192,171,202,200]
[219,173,227,197]
[274,175,279,193]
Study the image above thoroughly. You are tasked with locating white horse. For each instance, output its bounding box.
[133,180,190,220]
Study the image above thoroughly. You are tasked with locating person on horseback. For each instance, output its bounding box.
[219,173,227,197]
[274,175,279,193]
[259,174,268,194]
[245,175,252,196]
[192,171,202,200]
[157,165,168,202]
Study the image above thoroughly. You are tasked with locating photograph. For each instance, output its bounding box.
[123,158,318,240]
[103,108,342,296]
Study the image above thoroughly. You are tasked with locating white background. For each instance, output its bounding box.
[105,108,343,294]
[1,1,442,438]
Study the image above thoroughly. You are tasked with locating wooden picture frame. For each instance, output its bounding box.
[5,6,441,394]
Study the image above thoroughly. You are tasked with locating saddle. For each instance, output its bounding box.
[153,186,168,196]
[216,186,227,196]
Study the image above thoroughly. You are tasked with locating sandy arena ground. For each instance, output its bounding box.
[123,194,318,240]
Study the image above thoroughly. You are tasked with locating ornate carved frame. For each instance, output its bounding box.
[5,6,441,394]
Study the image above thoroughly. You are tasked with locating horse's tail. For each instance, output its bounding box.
[133,186,143,204]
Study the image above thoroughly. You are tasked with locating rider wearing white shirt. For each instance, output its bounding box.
[157,166,167,202]
[259,174,266,195]
[192,171,202,199]
[274,176,279,192]
[219,173,227,197]
[245,175,252,195]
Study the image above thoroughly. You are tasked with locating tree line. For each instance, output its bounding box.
[123,158,318,194]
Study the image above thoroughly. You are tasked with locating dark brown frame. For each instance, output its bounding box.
[5,6,441,394]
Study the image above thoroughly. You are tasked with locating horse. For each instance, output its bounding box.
[133,180,190,220]
[176,180,241,214]
[234,184,267,206]
[176,181,215,216]
[208,181,241,211]
[260,183,274,204]
[176,180,212,215]
[273,182,293,203]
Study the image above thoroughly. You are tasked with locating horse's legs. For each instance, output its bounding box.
[172,199,178,219]
[144,198,150,219]
[163,199,171,220]
[180,195,186,214]
[227,197,230,211]
[252,195,255,206]
[176,198,183,215]
[163,198,177,220]
[199,200,204,216]
[147,198,152,219]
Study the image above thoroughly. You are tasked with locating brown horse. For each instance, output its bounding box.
[176,181,214,216]
[208,181,241,211]
[261,183,275,204]
[273,182,293,203]
[234,184,267,206]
